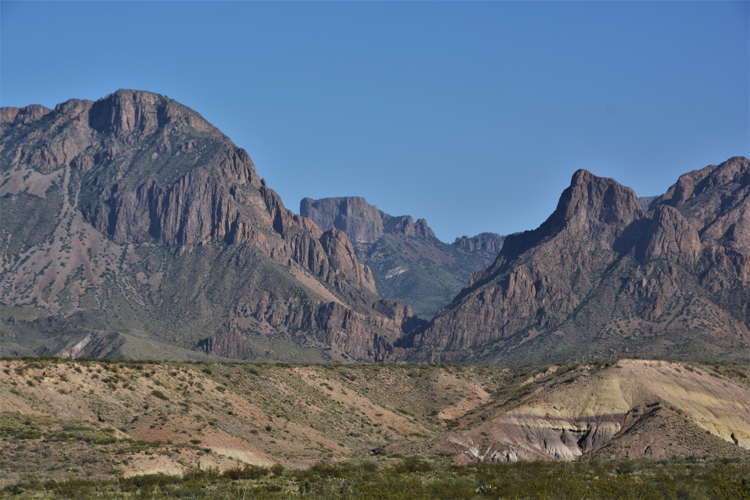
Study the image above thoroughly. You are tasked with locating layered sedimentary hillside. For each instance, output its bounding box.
[415,360,750,463]
[300,196,504,317]
[0,358,747,486]
[0,90,417,362]
[412,158,750,363]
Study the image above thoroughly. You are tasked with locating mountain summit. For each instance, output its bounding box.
[0,90,417,361]
[412,158,749,363]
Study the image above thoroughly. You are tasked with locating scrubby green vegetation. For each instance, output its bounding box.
[1,457,748,499]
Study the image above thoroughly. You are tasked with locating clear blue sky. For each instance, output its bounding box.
[2,1,748,242]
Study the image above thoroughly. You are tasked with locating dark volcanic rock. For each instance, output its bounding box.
[197,320,258,360]
[639,205,701,265]
[654,156,750,255]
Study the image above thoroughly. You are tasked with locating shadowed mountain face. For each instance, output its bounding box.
[411,158,750,363]
[0,90,418,362]
[300,197,505,317]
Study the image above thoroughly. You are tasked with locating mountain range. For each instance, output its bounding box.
[0,90,417,362]
[1,90,748,365]
[300,196,504,318]
[411,158,749,364]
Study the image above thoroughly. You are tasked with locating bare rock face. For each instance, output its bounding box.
[418,170,645,351]
[638,196,658,212]
[301,196,504,318]
[414,161,750,363]
[454,233,505,254]
[389,215,436,238]
[0,89,414,362]
[0,104,53,127]
[300,197,384,244]
[639,205,701,265]
[655,156,749,255]
[197,320,258,360]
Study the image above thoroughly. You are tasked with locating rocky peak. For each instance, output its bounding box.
[300,196,440,243]
[557,169,643,226]
[414,159,749,364]
[88,89,216,144]
[453,233,505,253]
[300,197,384,243]
[300,195,503,318]
[653,157,749,254]
[656,156,749,208]
[0,104,52,127]
[498,170,645,265]
[1,90,415,362]
[388,215,436,238]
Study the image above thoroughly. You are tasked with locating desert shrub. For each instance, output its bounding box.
[151,390,169,401]
[302,461,349,479]
[392,456,433,474]
[222,464,269,480]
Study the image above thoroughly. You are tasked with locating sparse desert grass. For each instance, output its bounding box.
[1,357,749,498]
[1,456,749,499]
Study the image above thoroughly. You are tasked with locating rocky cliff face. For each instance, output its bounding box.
[453,233,505,254]
[412,158,750,363]
[300,197,385,244]
[0,90,416,362]
[301,196,504,317]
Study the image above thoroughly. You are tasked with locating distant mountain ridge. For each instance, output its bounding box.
[300,196,505,317]
[0,90,418,362]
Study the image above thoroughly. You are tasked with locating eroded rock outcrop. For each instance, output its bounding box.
[639,205,701,265]
[453,233,505,254]
[300,197,385,244]
[301,196,504,317]
[433,360,750,463]
[0,90,413,361]
[413,161,750,363]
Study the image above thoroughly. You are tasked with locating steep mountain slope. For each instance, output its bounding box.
[411,158,750,363]
[300,196,504,317]
[0,90,417,361]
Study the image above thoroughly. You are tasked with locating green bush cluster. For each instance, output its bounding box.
[3,456,747,499]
